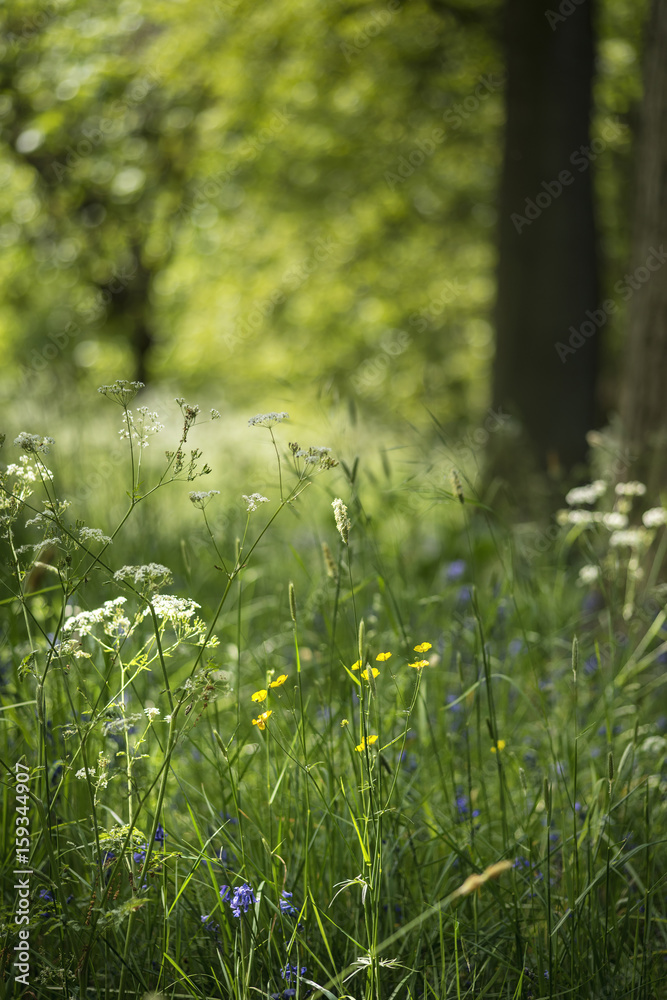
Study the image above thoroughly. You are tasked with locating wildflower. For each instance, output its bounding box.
[565,481,606,506]
[281,962,308,982]
[270,674,288,688]
[332,498,350,545]
[251,689,268,703]
[144,707,160,719]
[615,481,646,497]
[408,659,428,670]
[97,380,144,405]
[601,511,628,529]
[243,493,269,512]
[189,490,220,509]
[279,891,298,916]
[490,739,506,753]
[145,594,201,623]
[350,660,361,671]
[252,710,272,730]
[210,409,220,420]
[578,565,599,585]
[201,914,220,935]
[413,642,432,653]
[248,412,289,427]
[221,883,257,917]
[154,823,166,845]
[445,559,466,581]
[376,651,392,661]
[14,432,55,454]
[361,667,380,680]
[643,507,667,527]
[114,563,173,591]
[609,528,646,548]
[133,845,148,864]
[118,407,164,448]
[341,718,349,727]
[355,735,378,752]
[78,527,113,545]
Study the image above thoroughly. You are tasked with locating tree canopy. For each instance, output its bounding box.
[0,0,646,433]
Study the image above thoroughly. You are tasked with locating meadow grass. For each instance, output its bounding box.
[1,383,665,1000]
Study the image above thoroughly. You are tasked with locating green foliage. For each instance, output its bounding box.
[1,388,665,998]
[0,0,646,427]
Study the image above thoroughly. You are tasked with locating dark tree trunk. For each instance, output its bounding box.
[491,0,599,488]
[620,0,667,492]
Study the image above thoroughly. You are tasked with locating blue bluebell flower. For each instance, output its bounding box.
[446,559,466,581]
[280,891,298,916]
[220,882,256,917]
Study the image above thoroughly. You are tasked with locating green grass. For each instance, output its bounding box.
[1,384,665,999]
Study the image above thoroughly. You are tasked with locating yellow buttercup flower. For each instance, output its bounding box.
[341,718,349,727]
[376,652,392,661]
[252,710,272,730]
[490,739,506,754]
[414,642,432,653]
[355,735,379,752]
[251,689,268,703]
[361,667,380,680]
[408,659,429,670]
[350,660,362,671]
[269,674,288,688]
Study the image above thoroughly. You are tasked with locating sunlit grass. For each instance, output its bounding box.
[1,385,665,999]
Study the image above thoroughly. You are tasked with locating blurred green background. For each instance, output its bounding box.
[0,0,646,449]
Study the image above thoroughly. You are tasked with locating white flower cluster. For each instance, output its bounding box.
[609,529,648,549]
[97,380,144,405]
[615,481,647,497]
[189,490,220,509]
[642,507,667,527]
[578,565,599,585]
[332,498,351,545]
[243,493,269,512]
[294,446,333,465]
[247,412,289,427]
[5,457,38,484]
[79,526,113,545]
[114,563,173,591]
[14,432,55,454]
[557,509,629,529]
[565,480,607,506]
[62,597,129,636]
[144,706,160,719]
[118,407,164,449]
[144,593,200,624]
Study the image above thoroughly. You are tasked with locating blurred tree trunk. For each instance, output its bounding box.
[620,0,667,492]
[490,0,599,494]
